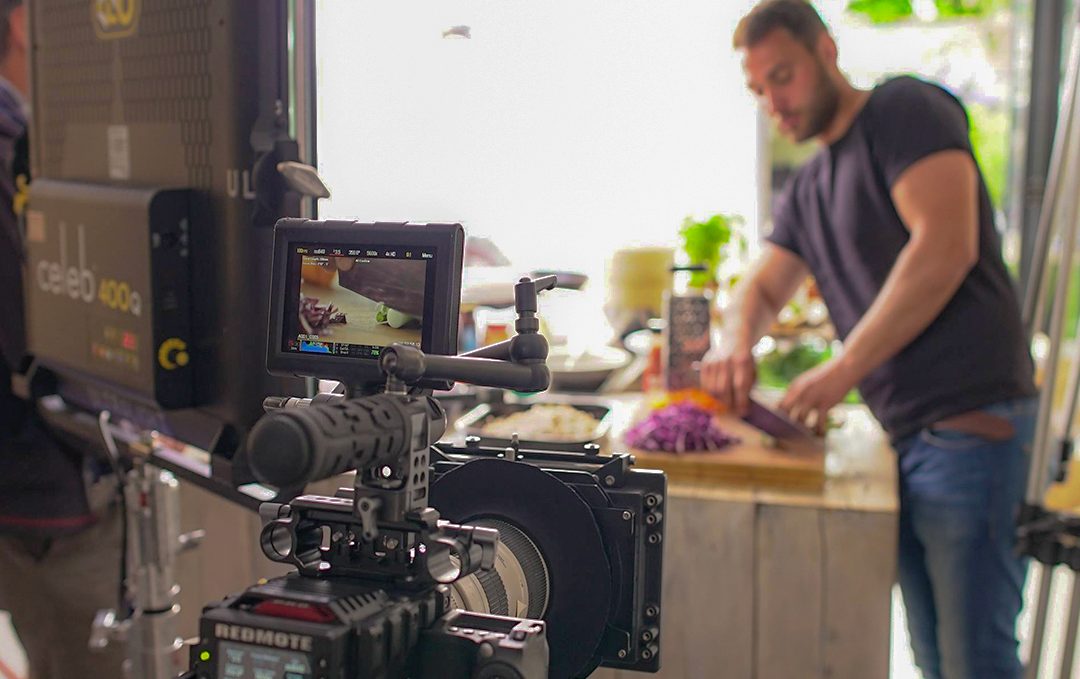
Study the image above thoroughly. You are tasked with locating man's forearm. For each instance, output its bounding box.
[722,278,784,355]
[839,234,975,383]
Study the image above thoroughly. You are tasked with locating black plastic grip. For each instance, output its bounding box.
[247,393,447,488]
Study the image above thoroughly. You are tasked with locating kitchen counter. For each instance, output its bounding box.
[593,396,898,679]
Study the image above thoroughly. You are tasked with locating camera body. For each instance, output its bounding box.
[190,416,666,679]
[192,574,547,679]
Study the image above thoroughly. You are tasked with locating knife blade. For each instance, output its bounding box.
[741,397,820,442]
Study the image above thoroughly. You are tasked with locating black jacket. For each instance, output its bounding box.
[0,78,96,534]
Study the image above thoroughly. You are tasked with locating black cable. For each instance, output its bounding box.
[97,411,130,618]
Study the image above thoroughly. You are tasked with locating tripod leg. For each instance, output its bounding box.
[1027,6,1080,506]
[1024,15,1080,334]
[1046,281,1080,486]
[1059,570,1080,679]
[1027,563,1056,679]
[1026,111,1080,505]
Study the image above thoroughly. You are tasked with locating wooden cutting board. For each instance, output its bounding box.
[624,413,826,489]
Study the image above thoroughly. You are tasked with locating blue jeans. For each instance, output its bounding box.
[895,397,1037,679]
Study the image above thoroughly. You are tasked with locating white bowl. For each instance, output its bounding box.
[546,346,632,392]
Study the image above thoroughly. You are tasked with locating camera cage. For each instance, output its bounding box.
[191,218,666,679]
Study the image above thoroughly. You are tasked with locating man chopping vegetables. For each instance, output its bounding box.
[701,2,1037,678]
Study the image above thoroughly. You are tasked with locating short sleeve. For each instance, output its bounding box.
[869,77,972,188]
[766,178,802,259]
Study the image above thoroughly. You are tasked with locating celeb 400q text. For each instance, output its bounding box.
[34,222,143,316]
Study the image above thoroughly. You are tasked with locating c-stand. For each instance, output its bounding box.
[1017,5,1080,677]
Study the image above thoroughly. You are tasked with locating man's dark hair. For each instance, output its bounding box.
[733,0,829,52]
[0,0,22,61]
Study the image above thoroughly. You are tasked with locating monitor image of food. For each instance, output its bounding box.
[298,254,427,348]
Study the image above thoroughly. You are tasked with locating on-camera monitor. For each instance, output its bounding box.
[282,244,436,359]
[267,220,464,387]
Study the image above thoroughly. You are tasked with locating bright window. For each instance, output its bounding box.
[315,1,762,285]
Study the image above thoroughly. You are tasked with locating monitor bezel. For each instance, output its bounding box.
[266,219,464,389]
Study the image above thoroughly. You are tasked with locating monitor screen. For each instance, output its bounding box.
[281,243,437,360]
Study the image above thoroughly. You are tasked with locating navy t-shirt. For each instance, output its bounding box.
[767,76,1035,441]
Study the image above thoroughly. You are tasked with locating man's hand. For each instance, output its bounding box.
[699,244,809,417]
[779,357,858,435]
[700,347,757,416]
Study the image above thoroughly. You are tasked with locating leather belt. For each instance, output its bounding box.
[931,410,1015,442]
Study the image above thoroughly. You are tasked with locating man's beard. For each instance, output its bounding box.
[795,63,840,142]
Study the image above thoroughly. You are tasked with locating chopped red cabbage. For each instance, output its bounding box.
[624,402,739,453]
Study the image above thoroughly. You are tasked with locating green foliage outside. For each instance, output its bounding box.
[968,102,1008,209]
[846,0,1008,23]
[846,0,915,23]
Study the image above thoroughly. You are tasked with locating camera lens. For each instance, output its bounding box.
[449,518,549,620]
